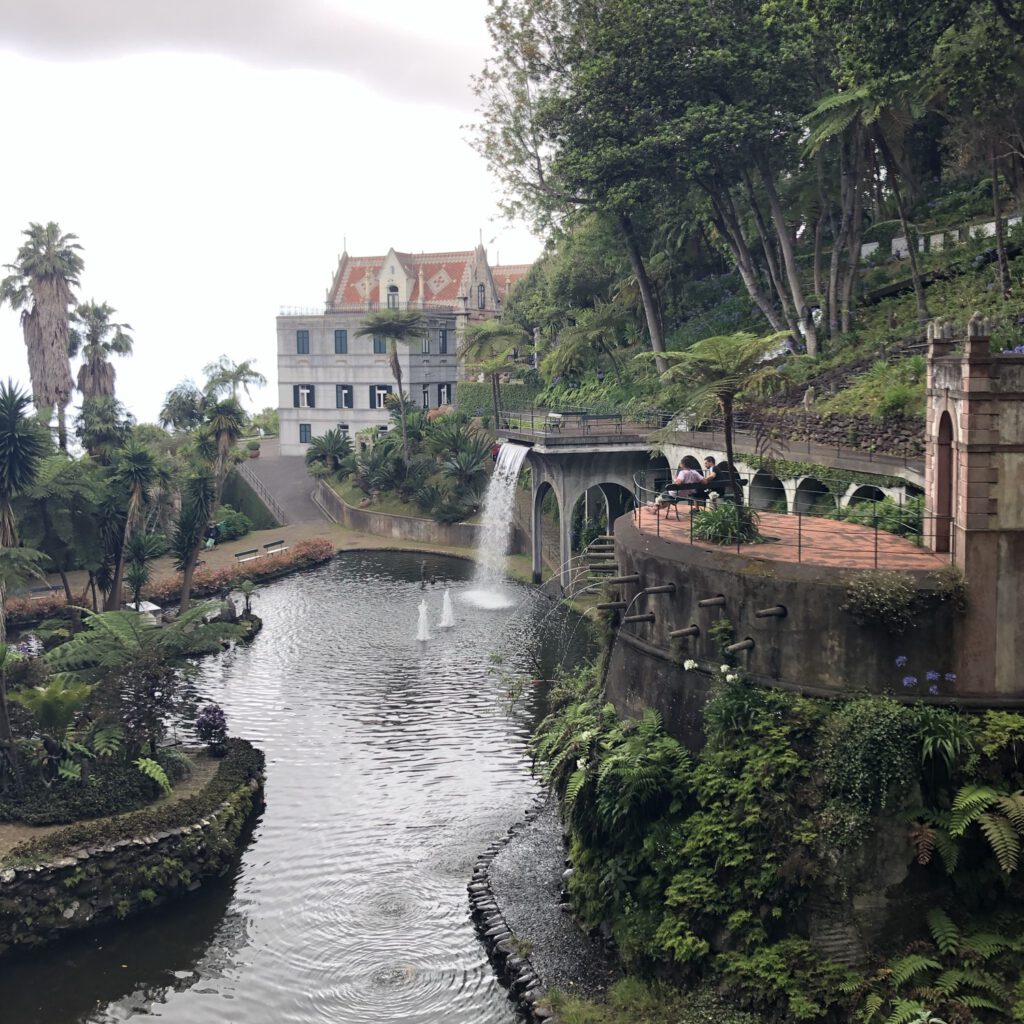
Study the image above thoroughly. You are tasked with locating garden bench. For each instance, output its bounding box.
[29,584,58,600]
[263,540,288,554]
[234,548,260,563]
[545,412,563,432]
[582,412,623,434]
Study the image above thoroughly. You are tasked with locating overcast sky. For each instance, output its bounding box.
[0,0,537,424]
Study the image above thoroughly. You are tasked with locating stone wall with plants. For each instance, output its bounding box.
[457,381,545,419]
[0,739,264,956]
[532,662,1024,1024]
[773,410,925,458]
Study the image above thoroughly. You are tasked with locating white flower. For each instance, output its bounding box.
[720,664,730,674]
[726,674,737,683]
[683,659,698,671]
[576,758,586,771]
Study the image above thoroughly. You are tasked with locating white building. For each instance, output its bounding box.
[277,245,530,456]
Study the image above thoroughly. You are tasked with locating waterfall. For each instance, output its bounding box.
[464,442,530,609]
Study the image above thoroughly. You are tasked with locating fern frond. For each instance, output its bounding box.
[889,954,941,987]
[910,822,937,866]
[960,932,1010,958]
[134,757,172,795]
[978,812,1021,873]
[933,829,961,874]
[884,999,930,1024]
[927,908,960,955]
[950,784,998,836]
[957,994,1008,1012]
[859,992,884,1023]
[564,767,588,808]
[996,792,1024,830]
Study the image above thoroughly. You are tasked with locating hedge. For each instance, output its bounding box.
[456,381,544,415]
[4,537,336,626]
[3,738,265,867]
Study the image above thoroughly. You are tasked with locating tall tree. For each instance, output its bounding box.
[0,223,83,451]
[202,356,267,403]
[69,300,133,402]
[355,311,425,463]
[655,332,785,505]
[0,380,48,787]
[159,381,205,432]
[458,319,529,425]
[204,398,246,502]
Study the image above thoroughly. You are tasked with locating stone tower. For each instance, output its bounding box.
[925,315,1024,699]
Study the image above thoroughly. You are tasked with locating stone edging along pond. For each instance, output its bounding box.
[469,795,560,1024]
[0,739,265,957]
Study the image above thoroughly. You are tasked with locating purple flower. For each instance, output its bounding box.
[902,675,918,688]
[895,655,908,668]
[928,685,940,695]
[944,672,957,683]
[926,670,940,682]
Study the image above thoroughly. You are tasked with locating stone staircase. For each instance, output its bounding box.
[577,535,618,586]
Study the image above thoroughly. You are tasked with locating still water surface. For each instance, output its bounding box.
[0,552,590,1023]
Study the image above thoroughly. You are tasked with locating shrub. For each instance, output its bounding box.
[692,503,761,545]
[195,704,228,755]
[842,569,920,633]
[3,738,264,865]
[216,504,252,542]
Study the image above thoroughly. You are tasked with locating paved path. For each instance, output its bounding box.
[635,506,947,570]
[237,438,328,525]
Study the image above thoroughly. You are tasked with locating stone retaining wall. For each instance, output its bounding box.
[0,776,263,956]
[314,480,484,548]
[468,797,559,1023]
[777,411,924,458]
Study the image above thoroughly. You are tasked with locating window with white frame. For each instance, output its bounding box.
[336,384,353,409]
[293,384,315,408]
[437,382,452,406]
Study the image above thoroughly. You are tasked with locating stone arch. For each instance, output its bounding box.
[749,469,788,512]
[844,484,885,507]
[934,410,954,553]
[531,479,562,584]
[793,477,835,515]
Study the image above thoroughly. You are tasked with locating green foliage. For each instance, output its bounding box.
[215,504,252,542]
[692,503,761,545]
[9,678,94,741]
[842,570,920,633]
[830,496,925,541]
[3,738,263,864]
[134,756,172,795]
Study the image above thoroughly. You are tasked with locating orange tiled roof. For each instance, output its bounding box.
[329,250,480,309]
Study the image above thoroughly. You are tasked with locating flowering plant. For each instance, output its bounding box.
[894,655,956,696]
[195,703,228,754]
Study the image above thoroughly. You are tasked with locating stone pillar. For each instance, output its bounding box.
[531,482,544,584]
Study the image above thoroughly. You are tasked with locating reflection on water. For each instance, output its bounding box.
[0,552,590,1024]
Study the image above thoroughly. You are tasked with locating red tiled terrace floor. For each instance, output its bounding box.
[633,507,949,571]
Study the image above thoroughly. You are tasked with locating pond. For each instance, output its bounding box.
[0,551,592,1023]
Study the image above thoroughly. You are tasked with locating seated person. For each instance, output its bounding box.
[654,456,706,507]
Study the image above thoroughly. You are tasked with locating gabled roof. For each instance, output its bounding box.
[491,263,532,298]
[328,250,481,309]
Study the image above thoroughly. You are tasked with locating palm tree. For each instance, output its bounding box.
[0,380,49,638]
[458,319,529,425]
[74,396,134,464]
[0,380,48,788]
[69,300,134,402]
[355,311,426,463]
[173,470,215,614]
[657,331,786,505]
[202,356,267,403]
[205,398,246,502]
[805,79,932,324]
[159,381,205,432]
[106,439,162,610]
[305,428,353,473]
[0,223,84,451]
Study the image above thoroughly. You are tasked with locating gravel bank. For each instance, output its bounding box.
[488,792,620,1001]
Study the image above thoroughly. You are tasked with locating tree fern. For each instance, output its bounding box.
[996,792,1024,830]
[926,909,960,956]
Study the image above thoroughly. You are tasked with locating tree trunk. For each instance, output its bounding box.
[490,373,501,427]
[840,136,867,333]
[710,196,788,333]
[757,156,819,355]
[721,395,743,506]
[991,146,1011,297]
[618,212,667,374]
[58,570,82,633]
[874,129,930,323]
[390,346,411,463]
[178,542,202,615]
[56,402,68,453]
[739,174,797,335]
